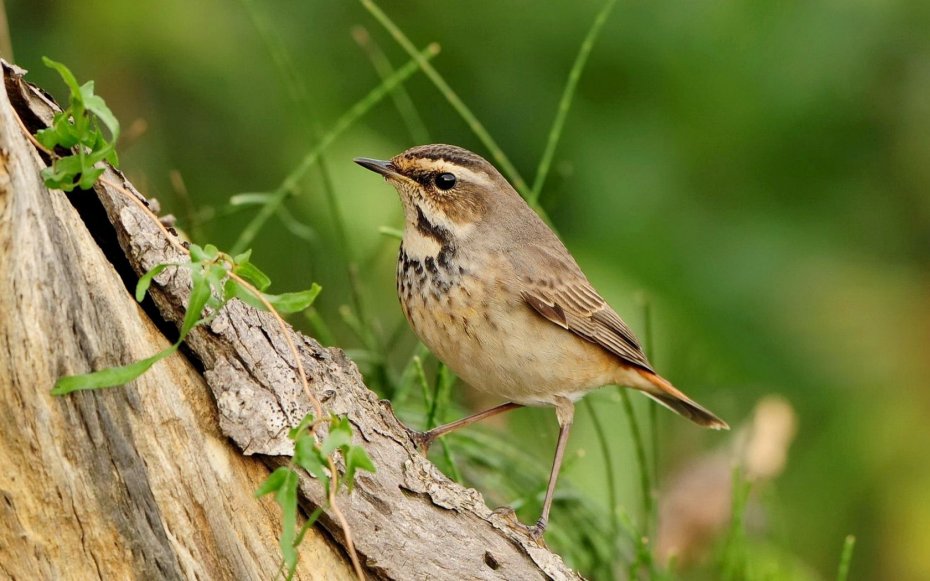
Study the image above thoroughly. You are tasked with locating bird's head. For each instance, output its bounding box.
[355,144,519,239]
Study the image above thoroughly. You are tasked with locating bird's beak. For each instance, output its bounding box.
[354,157,401,179]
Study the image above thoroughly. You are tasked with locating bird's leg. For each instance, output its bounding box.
[412,402,522,454]
[529,397,575,541]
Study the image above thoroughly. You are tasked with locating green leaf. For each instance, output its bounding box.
[204,264,229,296]
[36,58,121,193]
[40,155,86,191]
[77,166,105,191]
[275,206,317,243]
[223,278,267,311]
[275,469,299,576]
[84,141,115,166]
[294,507,324,546]
[233,260,272,292]
[105,146,119,167]
[179,269,212,339]
[36,117,79,149]
[51,342,178,395]
[81,83,120,142]
[288,413,316,440]
[285,509,324,581]
[322,416,353,456]
[229,193,274,206]
[378,226,404,240]
[188,243,207,263]
[203,244,220,260]
[263,284,321,314]
[344,445,376,492]
[188,243,219,264]
[294,435,329,485]
[255,466,291,497]
[51,256,207,395]
[39,145,102,191]
[135,263,171,302]
[42,57,82,98]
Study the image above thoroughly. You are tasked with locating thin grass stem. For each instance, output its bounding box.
[239,0,313,131]
[836,535,856,581]
[412,355,432,411]
[438,439,463,483]
[241,0,382,355]
[426,363,451,429]
[583,398,620,549]
[431,364,462,482]
[352,25,431,144]
[721,466,752,581]
[303,308,336,346]
[393,343,430,406]
[359,0,529,197]
[414,359,462,482]
[529,0,617,204]
[619,388,653,525]
[231,43,440,254]
[639,294,661,533]
[346,264,379,348]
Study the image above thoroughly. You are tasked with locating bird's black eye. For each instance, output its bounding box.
[434,172,457,190]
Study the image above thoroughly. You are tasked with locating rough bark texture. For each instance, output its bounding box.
[0,61,581,580]
[0,63,353,580]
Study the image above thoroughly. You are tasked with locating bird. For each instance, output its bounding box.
[354,144,728,539]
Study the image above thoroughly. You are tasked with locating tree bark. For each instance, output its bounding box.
[0,61,580,580]
[0,62,354,581]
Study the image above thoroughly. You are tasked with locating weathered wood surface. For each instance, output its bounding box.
[0,61,581,580]
[0,64,352,580]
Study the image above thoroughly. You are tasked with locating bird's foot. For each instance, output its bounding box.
[527,517,549,545]
[491,507,548,546]
[491,505,519,523]
[409,430,435,455]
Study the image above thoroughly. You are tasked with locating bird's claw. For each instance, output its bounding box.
[527,518,548,544]
[491,507,548,545]
[409,430,434,455]
[492,505,519,521]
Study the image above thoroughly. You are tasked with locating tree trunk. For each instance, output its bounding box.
[0,61,580,580]
[0,61,354,581]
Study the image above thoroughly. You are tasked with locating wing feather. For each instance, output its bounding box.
[514,244,653,372]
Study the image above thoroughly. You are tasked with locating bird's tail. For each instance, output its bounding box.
[633,369,729,430]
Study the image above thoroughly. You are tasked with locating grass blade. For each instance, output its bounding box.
[837,535,856,581]
[721,466,752,581]
[530,0,617,204]
[583,398,620,549]
[620,389,653,522]
[231,43,440,254]
[639,294,661,529]
[352,25,431,144]
[239,0,312,129]
[360,0,530,197]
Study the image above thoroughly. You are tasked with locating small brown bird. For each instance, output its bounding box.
[355,144,727,538]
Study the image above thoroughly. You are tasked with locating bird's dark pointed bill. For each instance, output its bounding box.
[354,157,398,178]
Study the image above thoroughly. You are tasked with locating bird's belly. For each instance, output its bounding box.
[401,270,617,406]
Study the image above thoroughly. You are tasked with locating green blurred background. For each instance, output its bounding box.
[7,0,929,578]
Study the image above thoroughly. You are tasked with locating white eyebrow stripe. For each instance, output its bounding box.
[418,160,492,188]
[453,166,492,187]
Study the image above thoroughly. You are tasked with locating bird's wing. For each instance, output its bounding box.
[515,244,654,372]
